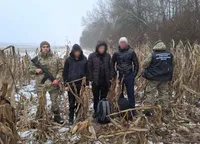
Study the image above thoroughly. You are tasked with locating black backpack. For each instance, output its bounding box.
[118,97,129,111]
[96,98,111,124]
[118,97,129,118]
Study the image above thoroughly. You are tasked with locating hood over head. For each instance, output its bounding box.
[95,40,108,54]
[153,41,167,51]
[70,44,84,59]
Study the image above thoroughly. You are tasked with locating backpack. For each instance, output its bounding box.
[118,97,129,118]
[96,98,111,124]
[118,97,129,111]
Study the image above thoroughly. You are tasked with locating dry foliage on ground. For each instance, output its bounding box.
[0,41,200,143]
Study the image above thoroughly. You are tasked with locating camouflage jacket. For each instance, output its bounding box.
[29,52,63,92]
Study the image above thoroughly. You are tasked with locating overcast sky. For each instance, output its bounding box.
[0,0,96,46]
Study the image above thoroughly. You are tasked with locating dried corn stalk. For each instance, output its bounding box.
[0,84,18,144]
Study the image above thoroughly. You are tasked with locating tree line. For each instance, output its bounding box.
[80,0,200,49]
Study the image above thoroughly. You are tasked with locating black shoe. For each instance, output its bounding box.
[143,110,153,117]
[68,119,74,126]
[54,111,64,124]
[54,115,64,124]
[69,111,74,126]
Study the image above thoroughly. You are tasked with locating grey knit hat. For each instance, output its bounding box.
[40,41,50,48]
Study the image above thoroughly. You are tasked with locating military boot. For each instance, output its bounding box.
[143,109,153,117]
[68,118,74,126]
[54,110,64,124]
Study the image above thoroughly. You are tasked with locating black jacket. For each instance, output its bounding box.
[142,50,173,81]
[87,41,113,86]
[112,46,139,77]
[63,44,87,84]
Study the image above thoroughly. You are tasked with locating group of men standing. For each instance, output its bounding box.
[29,37,174,125]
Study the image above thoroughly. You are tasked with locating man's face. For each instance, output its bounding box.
[119,41,128,49]
[74,50,81,58]
[41,45,50,54]
[98,45,106,54]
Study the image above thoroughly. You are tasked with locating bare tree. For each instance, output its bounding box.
[80,0,200,48]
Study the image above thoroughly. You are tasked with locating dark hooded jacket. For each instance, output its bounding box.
[87,41,113,86]
[112,45,139,77]
[63,44,87,84]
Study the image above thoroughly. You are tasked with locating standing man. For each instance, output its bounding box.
[142,41,174,114]
[63,44,87,125]
[29,41,63,124]
[112,37,139,111]
[88,41,113,118]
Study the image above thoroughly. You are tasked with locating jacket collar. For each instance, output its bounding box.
[95,51,106,57]
[38,51,53,58]
[118,45,130,52]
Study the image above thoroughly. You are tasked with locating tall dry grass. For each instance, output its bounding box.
[0,46,31,143]
[101,40,200,143]
[0,46,30,107]
[1,41,200,143]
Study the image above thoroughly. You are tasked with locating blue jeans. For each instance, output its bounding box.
[120,72,135,108]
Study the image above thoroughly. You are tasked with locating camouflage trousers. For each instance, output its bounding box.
[144,81,169,109]
[36,89,60,119]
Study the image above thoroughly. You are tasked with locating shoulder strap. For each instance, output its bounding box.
[106,101,111,115]
[35,56,38,60]
[31,56,39,64]
[97,101,101,114]
[101,101,107,121]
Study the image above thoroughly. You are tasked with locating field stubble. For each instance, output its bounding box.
[0,41,200,143]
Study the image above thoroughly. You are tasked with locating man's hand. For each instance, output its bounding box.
[81,80,86,86]
[81,77,86,86]
[35,68,42,74]
[52,80,59,87]
[65,87,70,92]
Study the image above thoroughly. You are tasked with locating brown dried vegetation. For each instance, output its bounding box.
[0,41,200,143]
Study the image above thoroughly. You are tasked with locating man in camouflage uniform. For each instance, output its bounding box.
[29,41,63,124]
[142,41,175,115]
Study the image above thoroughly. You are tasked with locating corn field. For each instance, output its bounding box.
[0,41,200,144]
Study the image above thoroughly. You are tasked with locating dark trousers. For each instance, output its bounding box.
[68,85,81,120]
[120,72,135,108]
[92,83,109,112]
